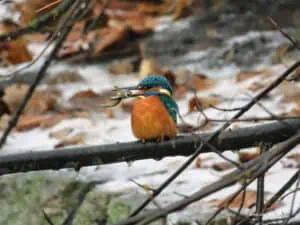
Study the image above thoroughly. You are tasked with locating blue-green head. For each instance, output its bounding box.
[137,75,173,95]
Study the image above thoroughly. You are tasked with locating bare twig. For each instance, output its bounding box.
[0,0,85,149]
[0,0,74,42]
[268,17,300,50]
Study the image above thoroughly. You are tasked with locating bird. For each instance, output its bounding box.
[121,75,178,141]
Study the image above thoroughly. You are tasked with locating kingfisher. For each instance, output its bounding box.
[119,75,178,141]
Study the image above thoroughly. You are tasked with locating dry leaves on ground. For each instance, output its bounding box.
[0,21,32,65]
[209,190,281,212]
[3,84,59,115]
[238,148,261,163]
[187,96,220,113]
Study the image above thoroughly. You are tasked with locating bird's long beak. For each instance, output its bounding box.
[111,85,145,100]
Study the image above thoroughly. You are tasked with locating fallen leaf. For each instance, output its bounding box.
[93,26,129,56]
[239,148,261,163]
[2,40,33,65]
[137,2,170,14]
[187,74,216,91]
[40,114,66,129]
[246,81,266,92]
[209,190,280,211]
[236,69,271,82]
[188,97,220,113]
[16,115,50,131]
[69,89,115,113]
[55,133,86,148]
[14,0,61,25]
[3,84,59,115]
[279,80,300,100]
[16,114,65,131]
[212,162,234,171]
[0,21,32,65]
[70,90,99,100]
[49,127,74,140]
[47,70,84,85]
[195,157,202,168]
[108,59,134,75]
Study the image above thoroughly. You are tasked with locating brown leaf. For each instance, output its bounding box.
[3,84,59,115]
[212,162,234,171]
[93,26,129,56]
[49,127,74,140]
[16,114,65,131]
[69,89,113,112]
[188,97,220,113]
[108,59,134,75]
[236,69,271,82]
[209,191,280,211]
[187,74,216,91]
[70,90,99,101]
[239,148,261,163]
[137,2,170,15]
[40,114,66,129]
[0,21,32,65]
[55,133,85,148]
[14,0,61,25]
[16,115,50,131]
[195,157,202,168]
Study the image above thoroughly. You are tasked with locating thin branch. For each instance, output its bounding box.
[268,17,300,50]
[0,0,85,149]
[0,0,74,42]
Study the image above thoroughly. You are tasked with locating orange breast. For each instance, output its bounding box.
[131,96,177,141]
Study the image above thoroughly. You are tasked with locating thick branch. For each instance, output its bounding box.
[0,119,299,176]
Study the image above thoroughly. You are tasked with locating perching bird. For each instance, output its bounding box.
[121,75,178,141]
